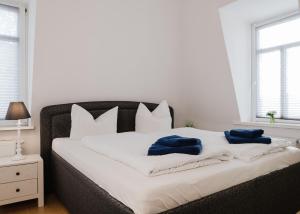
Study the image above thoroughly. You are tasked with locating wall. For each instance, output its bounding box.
[1,0,185,154]
[182,0,300,140]
[219,3,252,122]
[219,0,299,122]
[1,0,299,154]
[181,0,240,131]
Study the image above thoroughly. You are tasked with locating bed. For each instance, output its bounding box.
[40,101,300,214]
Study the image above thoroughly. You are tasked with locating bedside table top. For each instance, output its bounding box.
[0,155,42,167]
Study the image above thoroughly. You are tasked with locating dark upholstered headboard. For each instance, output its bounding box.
[40,101,174,192]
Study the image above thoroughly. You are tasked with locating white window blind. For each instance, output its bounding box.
[255,14,300,121]
[0,3,25,120]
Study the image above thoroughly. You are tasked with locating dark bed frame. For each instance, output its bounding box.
[40,101,300,214]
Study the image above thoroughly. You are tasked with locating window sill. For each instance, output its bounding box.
[233,121,300,130]
[0,125,35,131]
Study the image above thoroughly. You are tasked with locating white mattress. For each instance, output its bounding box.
[52,138,300,214]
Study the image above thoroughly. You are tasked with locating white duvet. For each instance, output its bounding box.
[227,139,293,162]
[81,128,293,176]
[165,128,294,162]
[81,129,232,176]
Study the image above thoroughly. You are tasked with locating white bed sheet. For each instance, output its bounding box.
[52,138,300,214]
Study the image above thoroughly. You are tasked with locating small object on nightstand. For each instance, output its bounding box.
[0,154,44,207]
[5,102,31,161]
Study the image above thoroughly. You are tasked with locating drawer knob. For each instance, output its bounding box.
[16,188,20,193]
[16,172,20,176]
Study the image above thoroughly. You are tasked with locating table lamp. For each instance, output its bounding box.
[5,102,31,161]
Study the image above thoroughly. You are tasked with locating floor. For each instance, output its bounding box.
[0,195,68,214]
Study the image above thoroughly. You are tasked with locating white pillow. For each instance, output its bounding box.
[70,104,118,140]
[135,100,172,133]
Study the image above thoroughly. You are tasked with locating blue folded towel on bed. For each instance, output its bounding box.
[148,135,202,156]
[229,129,264,138]
[155,135,200,147]
[148,144,202,156]
[224,131,271,144]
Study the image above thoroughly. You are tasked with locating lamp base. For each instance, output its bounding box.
[12,154,25,161]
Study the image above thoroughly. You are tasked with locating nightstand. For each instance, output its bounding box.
[0,154,44,207]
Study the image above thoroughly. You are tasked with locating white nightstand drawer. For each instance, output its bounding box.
[0,163,37,184]
[0,155,43,207]
[0,179,37,201]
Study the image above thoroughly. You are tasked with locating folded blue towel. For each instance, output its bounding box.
[148,144,202,156]
[224,131,271,144]
[155,135,200,147]
[230,129,264,138]
[147,135,202,156]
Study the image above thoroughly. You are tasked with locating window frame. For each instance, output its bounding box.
[251,11,300,124]
[0,0,29,127]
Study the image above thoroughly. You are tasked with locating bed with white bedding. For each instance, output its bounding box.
[52,135,300,214]
[41,101,300,214]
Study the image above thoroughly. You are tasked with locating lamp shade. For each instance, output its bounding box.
[5,102,31,120]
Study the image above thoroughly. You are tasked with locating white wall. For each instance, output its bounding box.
[1,0,299,154]
[182,0,300,140]
[219,0,299,122]
[219,4,252,122]
[1,0,185,154]
[181,0,240,131]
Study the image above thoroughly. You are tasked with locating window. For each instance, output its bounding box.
[0,2,27,123]
[253,13,300,122]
